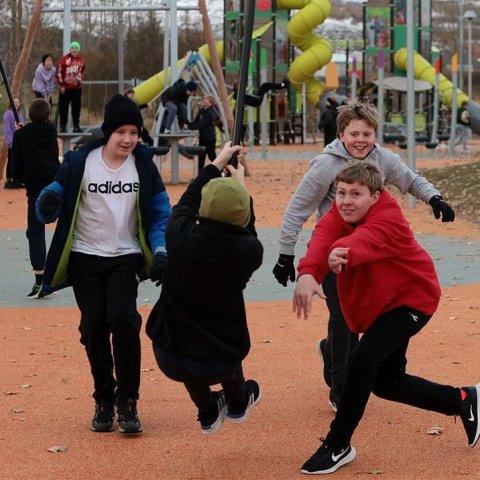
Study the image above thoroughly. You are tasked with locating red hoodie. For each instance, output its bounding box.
[56,53,85,89]
[297,190,441,333]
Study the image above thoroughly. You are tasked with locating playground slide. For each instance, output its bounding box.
[394,48,480,134]
[133,23,273,106]
[277,0,333,105]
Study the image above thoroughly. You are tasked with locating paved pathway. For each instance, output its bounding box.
[1,229,479,308]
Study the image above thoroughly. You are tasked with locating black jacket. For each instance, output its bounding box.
[160,79,188,106]
[188,106,216,142]
[13,122,60,196]
[146,165,264,361]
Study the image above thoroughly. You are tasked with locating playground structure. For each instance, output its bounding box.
[394,48,480,135]
[130,0,478,149]
[4,0,475,155]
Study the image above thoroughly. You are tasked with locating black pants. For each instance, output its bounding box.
[153,345,246,411]
[322,271,358,402]
[26,195,46,271]
[198,137,216,170]
[6,148,14,181]
[325,306,462,450]
[68,252,143,404]
[58,88,82,128]
[33,90,53,107]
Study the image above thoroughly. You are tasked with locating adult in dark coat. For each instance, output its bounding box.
[318,96,339,147]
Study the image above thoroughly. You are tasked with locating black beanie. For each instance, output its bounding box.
[101,94,143,139]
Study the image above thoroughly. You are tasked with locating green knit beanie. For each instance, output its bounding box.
[199,178,251,228]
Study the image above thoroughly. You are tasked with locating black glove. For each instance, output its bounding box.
[149,253,167,286]
[429,196,455,222]
[39,190,62,215]
[272,254,295,287]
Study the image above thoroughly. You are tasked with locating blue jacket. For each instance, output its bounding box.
[36,139,171,293]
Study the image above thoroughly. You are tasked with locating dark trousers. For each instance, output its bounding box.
[33,90,53,107]
[58,88,82,128]
[198,137,216,169]
[6,148,13,180]
[153,345,246,411]
[163,101,188,130]
[325,306,462,450]
[68,252,143,403]
[322,271,358,401]
[26,195,46,271]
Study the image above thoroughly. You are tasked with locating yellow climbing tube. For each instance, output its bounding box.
[394,48,468,107]
[277,0,333,104]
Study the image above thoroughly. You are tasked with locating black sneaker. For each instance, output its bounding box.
[60,126,67,133]
[198,391,227,435]
[91,401,115,432]
[73,126,83,133]
[226,379,261,423]
[27,284,42,299]
[318,338,332,388]
[37,287,53,299]
[460,384,480,447]
[301,440,356,475]
[116,398,143,433]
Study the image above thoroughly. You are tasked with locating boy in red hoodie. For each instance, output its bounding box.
[293,161,480,475]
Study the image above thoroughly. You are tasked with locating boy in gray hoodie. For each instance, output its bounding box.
[273,99,455,412]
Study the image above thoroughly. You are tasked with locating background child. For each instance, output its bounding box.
[3,96,25,189]
[12,98,60,298]
[146,143,263,435]
[273,98,455,413]
[187,95,217,170]
[293,162,479,475]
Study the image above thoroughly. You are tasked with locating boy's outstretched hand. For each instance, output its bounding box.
[292,274,326,320]
[429,195,455,222]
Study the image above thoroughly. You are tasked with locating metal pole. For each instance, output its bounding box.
[302,82,307,143]
[260,62,268,159]
[406,0,416,208]
[468,19,473,99]
[118,10,124,93]
[449,55,459,156]
[231,0,256,165]
[459,0,465,91]
[377,49,385,146]
[351,57,357,98]
[170,0,178,82]
[63,0,72,53]
[430,60,440,144]
[163,4,170,86]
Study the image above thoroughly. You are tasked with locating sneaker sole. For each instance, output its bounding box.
[469,384,480,447]
[91,424,114,433]
[301,446,356,475]
[201,403,228,435]
[226,388,262,424]
[119,426,143,434]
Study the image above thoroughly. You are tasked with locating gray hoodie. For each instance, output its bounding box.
[279,138,441,256]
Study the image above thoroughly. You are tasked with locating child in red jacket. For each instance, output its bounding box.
[293,161,480,475]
